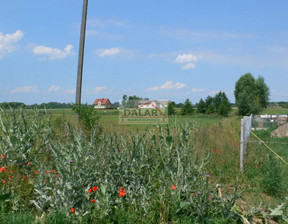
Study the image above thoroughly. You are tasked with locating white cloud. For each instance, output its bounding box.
[11,85,38,93]
[95,86,107,91]
[48,85,61,92]
[93,86,107,94]
[209,90,220,95]
[175,53,198,63]
[33,44,75,60]
[175,53,198,70]
[98,47,121,57]
[65,88,76,94]
[181,63,196,70]
[192,88,206,92]
[148,81,187,91]
[96,47,134,58]
[0,30,24,59]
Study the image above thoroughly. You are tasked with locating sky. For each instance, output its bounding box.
[1,0,288,105]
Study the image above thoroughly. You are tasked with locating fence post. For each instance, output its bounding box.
[240,118,244,172]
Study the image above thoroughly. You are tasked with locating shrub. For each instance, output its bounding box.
[261,154,285,197]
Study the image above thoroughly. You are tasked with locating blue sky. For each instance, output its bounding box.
[1,0,288,105]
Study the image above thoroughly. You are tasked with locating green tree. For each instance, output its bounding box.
[255,76,270,108]
[234,73,270,115]
[216,92,231,117]
[168,102,176,115]
[205,96,216,114]
[181,98,194,115]
[197,98,206,114]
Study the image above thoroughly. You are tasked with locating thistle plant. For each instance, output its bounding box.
[0,108,245,223]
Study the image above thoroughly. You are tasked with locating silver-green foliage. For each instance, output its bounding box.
[1,108,243,223]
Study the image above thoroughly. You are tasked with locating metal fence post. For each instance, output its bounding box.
[240,118,244,172]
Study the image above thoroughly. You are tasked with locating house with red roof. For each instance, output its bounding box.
[93,98,112,109]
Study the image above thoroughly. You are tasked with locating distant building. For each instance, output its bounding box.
[93,98,112,109]
[138,100,168,109]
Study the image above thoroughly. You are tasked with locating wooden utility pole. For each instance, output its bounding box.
[75,0,88,105]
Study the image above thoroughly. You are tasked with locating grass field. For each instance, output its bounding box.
[0,107,288,223]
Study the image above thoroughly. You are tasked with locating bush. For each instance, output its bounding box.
[261,154,285,197]
[72,104,101,134]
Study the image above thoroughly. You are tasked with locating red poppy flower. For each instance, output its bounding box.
[9,176,13,179]
[91,199,96,203]
[35,171,38,175]
[172,185,177,190]
[1,155,5,159]
[27,162,31,166]
[222,160,226,163]
[88,188,92,193]
[119,187,126,197]
[93,186,98,191]
[71,208,75,213]
[2,180,6,183]
[0,167,6,172]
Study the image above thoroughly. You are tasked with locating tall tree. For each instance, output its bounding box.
[181,98,194,115]
[234,73,270,115]
[168,102,176,115]
[197,98,206,114]
[216,92,231,117]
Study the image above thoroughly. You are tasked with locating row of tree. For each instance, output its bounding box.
[0,73,271,116]
[167,91,231,117]
[0,102,73,109]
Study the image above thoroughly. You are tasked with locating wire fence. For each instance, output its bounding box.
[240,114,288,171]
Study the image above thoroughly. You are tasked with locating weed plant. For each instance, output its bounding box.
[0,108,246,223]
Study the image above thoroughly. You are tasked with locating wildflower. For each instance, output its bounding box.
[43,159,47,162]
[57,174,60,178]
[9,176,13,179]
[172,185,177,190]
[208,180,211,183]
[221,160,226,163]
[71,208,75,213]
[35,171,38,175]
[88,188,92,193]
[27,162,31,166]
[91,199,96,203]
[206,174,210,178]
[93,186,98,191]
[197,191,201,195]
[119,187,126,197]
[0,167,6,172]
[70,160,74,163]
[212,148,215,151]
[2,180,6,183]
[1,155,5,159]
